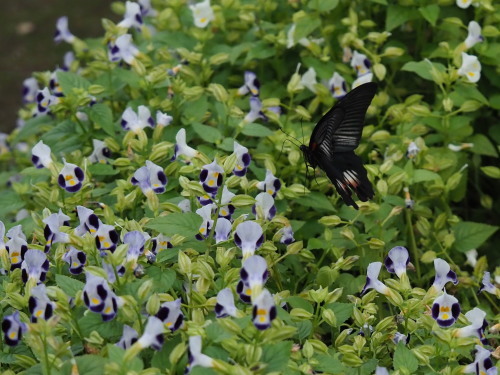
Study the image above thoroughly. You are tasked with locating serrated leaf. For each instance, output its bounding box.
[56,71,91,95]
[418,4,440,26]
[146,266,176,292]
[314,354,344,372]
[90,103,116,136]
[192,122,222,143]
[79,313,122,338]
[241,123,274,137]
[145,212,202,238]
[394,344,419,373]
[453,221,498,253]
[261,341,292,372]
[55,274,85,297]
[285,296,314,313]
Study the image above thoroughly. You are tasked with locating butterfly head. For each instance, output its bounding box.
[300,144,317,168]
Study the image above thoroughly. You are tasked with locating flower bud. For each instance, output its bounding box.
[290,308,314,321]
[342,353,363,367]
[322,309,337,327]
[208,83,229,102]
[318,215,342,227]
[178,251,192,275]
[231,194,255,207]
[169,342,186,366]
[373,64,386,80]
[209,53,230,66]
[460,100,482,112]
[138,280,153,300]
[370,130,391,142]
[146,294,160,315]
[287,72,304,94]
[302,341,314,359]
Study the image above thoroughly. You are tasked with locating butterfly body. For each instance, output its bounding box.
[301,82,377,209]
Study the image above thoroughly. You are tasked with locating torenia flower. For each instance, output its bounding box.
[352,73,374,89]
[375,367,390,375]
[329,72,347,99]
[463,345,497,375]
[156,111,173,127]
[49,70,64,97]
[233,141,251,177]
[465,21,483,49]
[403,187,414,209]
[361,262,390,296]
[171,128,199,161]
[190,0,215,28]
[22,77,39,103]
[431,258,458,292]
[118,1,143,30]
[219,186,235,219]
[252,289,277,330]
[256,169,281,197]
[83,273,120,321]
[384,246,410,278]
[448,143,474,152]
[286,24,315,49]
[2,311,27,346]
[121,105,154,132]
[21,249,49,284]
[117,325,139,350]
[132,160,168,195]
[7,225,26,241]
[458,52,481,83]
[351,51,372,77]
[151,234,173,254]
[479,271,499,296]
[300,67,318,93]
[62,51,75,71]
[454,307,488,342]
[238,255,269,302]
[237,71,260,96]
[279,226,294,245]
[6,235,28,270]
[31,140,53,169]
[431,291,460,327]
[28,284,55,323]
[54,16,75,44]
[465,249,478,268]
[36,87,58,116]
[456,0,472,8]
[156,298,184,331]
[392,332,410,345]
[186,336,214,373]
[244,97,267,123]
[109,34,139,65]
[195,205,214,240]
[89,139,111,164]
[215,288,237,318]
[407,141,420,159]
[58,159,84,192]
[200,160,224,194]
[62,246,86,274]
[123,231,149,265]
[43,209,70,252]
[178,199,191,213]
[215,218,232,244]
[234,221,264,258]
[95,223,119,252]
[139,0,157,17]
[75,206,99,236]
[137,316,164,350]
[253,192,276,221]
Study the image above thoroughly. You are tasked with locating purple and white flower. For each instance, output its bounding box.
[21,249,49,284]
[195,204,214,240]
[479,271,498,296]
[151,234,173,254]
[219,186,235,220]
[6,235,28,270]
[95,223,119,252]
[454,307,488,343]
[234,221,264,258]
[279,226,294,245]
[214,218,232,244]
[58,159,84,193]
[329,72,347,99]
[244,96,267,123]
[28,284,55,323]
[253,192,276,221]
[465,21,483,49]
[384,246,410,278]
[89,139,111,164]
[463,345,497,375]
[431,258,458,292]
[458,52,481,83]
[49,70,64,97]
[36,87,58,116]
[199,160,224,194]
[108,34,139,65]
[361,262,390,296]
[156,298,184,331]
[237,255,269,302]
[407,142,420,159]
[121,105,154,132]
[252,289,276,330]
[62,51,75,71]
[392,332,410,345]
[118,1,143,30]
[82,273,120,321]
[139,0,157,17]
[31,140,53,169]
[233,141,251,177]
[190,0,215,28]
[237,71,260,96]
[351,51,372,77]
[256,169,281,197]
[185,336,214,373]
[156,111,173,127]
[215,288,237,318]
[54,16,75,44]
[43,209,70,252]
[75,206,100,236]
[22,77,39,103]
[62,246,86,274]
[431,291,460,328]
[131,160,168,195]
[171,128,198,161]
[136,316,164,350]
[116,325,139,350]
[2,311,27,346]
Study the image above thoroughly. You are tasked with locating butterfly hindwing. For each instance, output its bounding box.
[310,82,377,154]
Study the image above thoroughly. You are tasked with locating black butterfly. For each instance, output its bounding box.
[300,82,377,210]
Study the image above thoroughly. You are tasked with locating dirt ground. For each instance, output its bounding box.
[0,0,114,133]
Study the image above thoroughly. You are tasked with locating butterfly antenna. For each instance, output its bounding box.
[279,128,302,148]
[300,118,305,144]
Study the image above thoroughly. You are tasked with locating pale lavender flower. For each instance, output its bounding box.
[351,51,371,77]
[234,221,264,258]
[407,142,420,159]
[89,139,111,164]
[219,186,235,219]
[392,332,410,345]
[252,289,276,330]
[155,298,184,331]
[2,311,27,346]
[118,1,143,30]
[121,105,154,132]
[199,160,224,194]
[431,291,460,328]
[116,325,139,350]
[58,159,84,193]
[171,128,198,161]
[233,141,251,177]
[463,345,497,375]
[62,246,86,274]
[214,218,232,244]
[329,72,347,99]
[49,70,64,97]
[43,209,70,252]
[479,271,498,295]
[185,336,214,374]
[28,284,55,323]
[36,87,58,116]
[431,258,458,291]
[279,226,294,245]
[6,235,28,270]
[21,249,49,284]
[237,71,260,96]
[384,246,410,278]
[54,16,75,44]
[131,160,167,195]
[195,204,214,240]
[31,140,53,169]
[244,96,267,123]
[151,234,173,254]
[215,288,237,318]
[137,316,164,350]
[237,255,269,302]
[109,34,139,65]
[62,51,75,71]
[95,223,119,252]
[253,192,276,221]
[361,262,390,296]
[454,307,488,343]
[82,272,120,321]
[75,206,99,236]
[22,77,39,103]
[256,169,281,197]
[139,0,157,17]
[156,111,173,127]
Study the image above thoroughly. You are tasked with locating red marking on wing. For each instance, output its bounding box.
[311,142,317,150]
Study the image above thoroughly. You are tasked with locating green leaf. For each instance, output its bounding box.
[261,341,292,372]
[56,71,91,95]
[145,212,202,238]
[481,166,500,179]
[418,5,440,26]
[294,15,322,41]
[42,120,81,154]
[0,191,25,217]
[113,68,141,88]
[285,296,314,314]
[90,103,116,136]
[401,60,446,81]
[192,122,223,143]
[145,267,176,292]
[79,313,122,338]
[394,344,419,373]
[296,192,334,211]
[308,0,339,12]
[13,116,54,143]
[326,302,353,325]
[470,134,498,157]
[241,123,274,137]
[412,169,441,183]
[386,5,418,31]
[71,355,109,375]
[314,354,344,372]
[88,163,119,176]
[55,274,85,297]
[246,41,275,62]
[453,221,498,253]
[205,322,234,343]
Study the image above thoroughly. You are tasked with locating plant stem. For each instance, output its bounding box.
[405,209,421,280]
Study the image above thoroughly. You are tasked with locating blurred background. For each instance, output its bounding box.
[0,1,113,133]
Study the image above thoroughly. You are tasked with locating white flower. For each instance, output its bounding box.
[214,218,232,244]
[431,258,458,292]
[479,271,498,296]
[253,192,276,221]
[186,336,214,373]
[252,289,276,330]
[190,0,215,28]
[110,34,140,65]
[456,0,472,9]
[351,51,372,77]
[89,139,111,164]
[464,21,483,49]
[286,24,312,49]
[156,111,173,127]
[137,316,164,350]
[352,72,373,89]
[121,105,154,132]
[300,67,318,93]
[171,128,198,161]
[463,345,497,375]
[234,221,264,258]
[361,262,390,296]
[215,288,238,318]
[454,307,487,340]
[118,1,143,30]
[465,249,478,268]
[458,52,481,83]
[328,72,347,99]
[31,141,52,169]
[54,16,75,44]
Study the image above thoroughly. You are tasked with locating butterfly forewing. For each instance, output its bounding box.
[310,82,377,154]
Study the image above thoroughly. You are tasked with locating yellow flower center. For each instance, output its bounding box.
[91,298,100,305]
[267,189,273,195]
[245,288,251,296]
[200,17,207,23]
[36,310,43,317]
[9,332,16,339]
